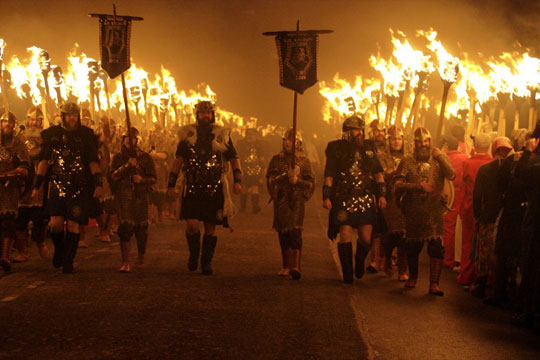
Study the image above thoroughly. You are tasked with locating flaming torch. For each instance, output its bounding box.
[51,65,64,105]
[38,50,51,98]
[497,92,510,136]
[87,59,100,119]
[420,29,460,146]
[98,69,112,117]
[129,85,141,120]
[38,50,54,126]
[407,71,429,133]
[513,95,525,130]
[0,39,9,112]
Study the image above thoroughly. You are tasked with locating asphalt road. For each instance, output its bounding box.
[1,195,539,360]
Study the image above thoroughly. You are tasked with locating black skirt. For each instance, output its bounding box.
[180,190,225,225]
[327,195,378,240]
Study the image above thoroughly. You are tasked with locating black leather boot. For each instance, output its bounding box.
[50,231,65,268]
[338,242,354,284]
[201,235,217,275]
[355,241,370,279]
[186,231,201,271]
[63,232,80,274]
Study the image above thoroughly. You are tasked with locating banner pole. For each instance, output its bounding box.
[291,19,300,169]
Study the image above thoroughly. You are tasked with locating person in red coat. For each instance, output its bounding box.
[443,136,469,268]
[457,134,493,286]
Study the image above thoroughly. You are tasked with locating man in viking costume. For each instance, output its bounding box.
[32,102,103,274]
[266,129,314,280]
[167,101,242,275]
[109,127,156,273]
[378,125,408,281]
[237,128,266,213]
[394,127,455,295]
[369,120,387,154]
[0,111,30,273]
[323,115,387,284]
[13,107,49,262]
[366,119,388,273]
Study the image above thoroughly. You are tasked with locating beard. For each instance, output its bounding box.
[415,145,431,162]
[1,130,14,146]
[390,147,402,155]
[351,133,363,146]
[62,119,79,131]
[26,127,41,138]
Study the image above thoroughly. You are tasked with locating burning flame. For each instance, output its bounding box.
[319,73,382,124]
[320,27,540,133]
[2,42,246,130]
[418,29,459,83]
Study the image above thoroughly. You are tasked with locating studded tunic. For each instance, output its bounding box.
[394,153,455,242]
[324,139,383,239]
[0,138,30,215]
[237,139,266,187]
[175,124,238,224]
[38,125,99,200]
[266,151,314,232]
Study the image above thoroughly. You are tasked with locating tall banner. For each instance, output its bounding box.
[98,16,132,79]
[275,34,318,94]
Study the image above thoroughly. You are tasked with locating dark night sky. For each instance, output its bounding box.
[1,0,538,134]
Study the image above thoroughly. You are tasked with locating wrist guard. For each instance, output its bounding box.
[33,174,45,189]
[375,182,387,198]
[93,173,104,187]
[233,169,242,184]
[168,172,179,188]
[322,185,332,200]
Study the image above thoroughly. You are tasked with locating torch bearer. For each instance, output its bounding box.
[435,63,459,147]
[263,22,332,168]
[90,5,143,151]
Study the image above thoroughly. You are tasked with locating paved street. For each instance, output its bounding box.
[1,196,539,360]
